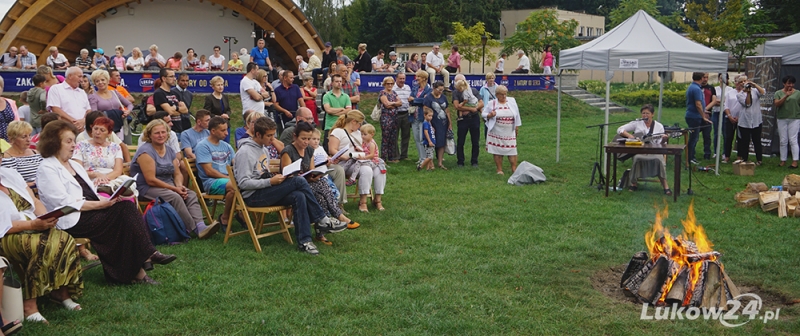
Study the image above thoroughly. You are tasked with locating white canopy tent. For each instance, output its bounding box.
[764,32,800,65]
[556,10,728,176]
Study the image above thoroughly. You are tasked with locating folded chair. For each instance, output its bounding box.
[225,164,293,252]
[183,157,223,223]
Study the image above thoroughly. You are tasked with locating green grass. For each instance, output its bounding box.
[21,91,800,335]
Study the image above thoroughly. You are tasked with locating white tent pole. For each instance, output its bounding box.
[658,74,664,122]
[715,79,727,175]
[603,79,610,176]
[556,71,562,163]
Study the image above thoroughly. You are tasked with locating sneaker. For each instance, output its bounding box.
[690,159,700,165]
[298,241,320,255]
[472,163,479,168]
[316,217,347,233]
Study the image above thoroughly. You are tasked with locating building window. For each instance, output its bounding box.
[597,28,603,36]
[580,26,585,36]
[400,53,409,62]
[587,27,594,36]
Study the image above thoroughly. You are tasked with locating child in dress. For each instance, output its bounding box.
[196,55,209,71]
[346,124,386,185]
[418,107,436,171]
[309,129,340,201]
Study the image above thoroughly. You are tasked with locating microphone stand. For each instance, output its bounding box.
[586,119,642,190]
[681,123,713,195]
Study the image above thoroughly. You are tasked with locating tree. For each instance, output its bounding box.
[501,9,580,72]
[609,0,659,27]
[756,0,800,33]
[298,0,347,46]
[441,22,501,73]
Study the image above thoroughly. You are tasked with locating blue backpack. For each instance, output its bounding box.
[143,197,191,245]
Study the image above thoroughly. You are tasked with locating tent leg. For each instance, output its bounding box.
[715,80,727,175]
[658,74,664,122]
[556,72,562,163]
[603,79,610,176]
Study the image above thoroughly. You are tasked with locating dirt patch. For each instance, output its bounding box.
[592,264,794,310]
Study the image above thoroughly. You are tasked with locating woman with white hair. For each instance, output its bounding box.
[88,70,133,139]
[482,85,521,174]
[126,47,145,71]
[144,44,165,70]
[75,49,92,70]
[353,43,372,73]
[46,46,69,70]
[239,48,250,65]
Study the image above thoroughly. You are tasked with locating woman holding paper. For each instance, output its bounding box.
[35,120,174,287]
[71,117,136,199]
[0,166,83,325]
[281,122,359,243]
[130,119,211,239]
[327,110,387,213]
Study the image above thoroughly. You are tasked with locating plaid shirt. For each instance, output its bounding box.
[342,79,359,109]
[18,53,36,68]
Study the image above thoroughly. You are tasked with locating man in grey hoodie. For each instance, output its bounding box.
[233,117,346,255]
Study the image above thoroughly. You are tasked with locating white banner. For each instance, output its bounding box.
[619,59,639,69]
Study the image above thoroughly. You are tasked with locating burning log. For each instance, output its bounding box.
[620,251,649,290]
[686,251,721,262]
[665,267,690,306]
[635,256,670,304]
[701,262,727,309]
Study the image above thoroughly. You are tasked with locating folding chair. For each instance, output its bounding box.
[225,164,293,252]
[183,157,223,223]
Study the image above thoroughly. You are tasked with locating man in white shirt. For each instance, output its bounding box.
[0,46,18,69]
[46,67,91,131]
[512,50,530,74]
[393,72,412,160]
[307,49,321,73]
[718,75,741,163]
[296,55,308,77]
[46,46,69,70]
[240,63,265,115]
[425,45,450,91]
[372,50,387,72]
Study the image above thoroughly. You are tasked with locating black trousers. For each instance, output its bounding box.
[511,69,529,74]
[457,113,481,165]
[738,124,763,162]
[723,117,737,159]
[397,112,411,160]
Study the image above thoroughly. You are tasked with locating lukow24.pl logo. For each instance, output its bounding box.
[640,293,780,327]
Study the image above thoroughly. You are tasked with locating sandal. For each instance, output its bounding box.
[25,312,47,324]
[79,246,99,261]
[358,202,369,213]
[132,275,160,285]
[664,189,672,196]
[372,201,385,211]
[438,165,448,170]
[49,297,81,311]
[1,320,22,335]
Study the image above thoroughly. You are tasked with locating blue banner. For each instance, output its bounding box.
[0,70,555,93]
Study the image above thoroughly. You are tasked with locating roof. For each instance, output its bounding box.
[764,32,800,65]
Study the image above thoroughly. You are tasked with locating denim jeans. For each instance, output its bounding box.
[411,119,425,163]
[701,115,712,158]
[456,113,481,165]
[711,112,721,155]
[685,117,703,161]
[243,177,324,245]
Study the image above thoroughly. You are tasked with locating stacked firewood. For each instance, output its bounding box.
[735,175,800,217]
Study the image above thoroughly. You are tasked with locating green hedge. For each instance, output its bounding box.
[578,80,689,108]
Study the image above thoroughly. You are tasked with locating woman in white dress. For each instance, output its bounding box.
[616,104,671,195]
[482,85,521,175]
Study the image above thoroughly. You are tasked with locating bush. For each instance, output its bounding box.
[610,90,686,108]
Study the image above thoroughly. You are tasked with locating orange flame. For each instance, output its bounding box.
[645,201,718,306]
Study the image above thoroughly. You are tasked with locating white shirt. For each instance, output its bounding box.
[393,83,411,111]
[37,157,95,230]
[239,53,250,65]
[617,120,666,144]
[239,76,265,115]
[209,54,226,69]
[737,89,762,129]
[46,53,68,68]
[298,60,308,72]
[46,81,91,121]
[722,87,742,118]
[371,56,384,71]
[0,167,37,223]
[518,55,530,70]
[496,58,505,72]
[330,128,365,158]
[427,51,445,68]
[126,57,145,71]
[144,53,166,65]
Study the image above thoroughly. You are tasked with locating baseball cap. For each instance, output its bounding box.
[93,48,104,55]
[324,42,332,47]
[389,51,397,56]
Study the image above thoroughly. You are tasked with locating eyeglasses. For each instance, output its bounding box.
[384,82,395,85]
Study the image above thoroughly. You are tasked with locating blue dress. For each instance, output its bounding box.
[423,93,449,148]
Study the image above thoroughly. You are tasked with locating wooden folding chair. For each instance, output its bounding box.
[225,164,293,252]
[183,157,223,223]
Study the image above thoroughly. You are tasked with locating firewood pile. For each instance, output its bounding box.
[735,174,800,217]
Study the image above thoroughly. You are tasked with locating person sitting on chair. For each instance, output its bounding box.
[616,104,672,195]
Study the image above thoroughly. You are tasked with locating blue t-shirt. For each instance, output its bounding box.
[234,127,249,145]
[194,138,235,191]
[422,121,435,147]
[685,82,706,119]
[180,128,210,151]
[250,47,269,67]
[350,71,360,84]
[274,84,303,123]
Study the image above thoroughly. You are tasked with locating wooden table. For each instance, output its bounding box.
[604,143,686,202]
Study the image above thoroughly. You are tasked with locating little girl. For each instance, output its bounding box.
[195,55,209,71]
[347,124,386,185]
[310,129,340,202]
[228,52,243,71]
[418,107,436,171]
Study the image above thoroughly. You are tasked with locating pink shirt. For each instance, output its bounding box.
[542,52,553,67]
[46,82,91,121]
[448,51,461,69]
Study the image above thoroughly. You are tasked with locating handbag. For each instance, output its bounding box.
[1,257,23,322]
[445,129,455,155]
[371,104,381,121]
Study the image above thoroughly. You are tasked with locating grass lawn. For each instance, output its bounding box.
[20,91,799,335]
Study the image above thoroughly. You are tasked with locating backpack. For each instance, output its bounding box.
[136,95,152,126]
[143,197,190,245]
